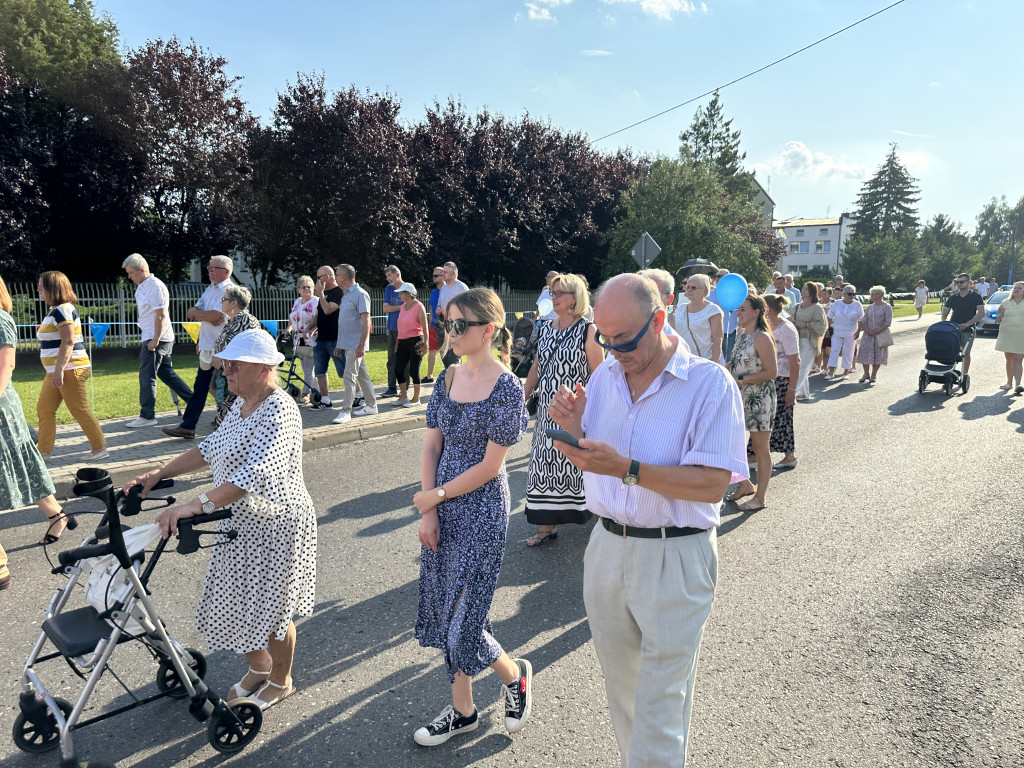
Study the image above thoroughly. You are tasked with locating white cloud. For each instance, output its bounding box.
[896,150,934,173]
[928,81,941,89]
[753,141,871,181]
[600,0,705,20]
[581,49,613,56]
[891,129,935,138]
[516,0,571,22]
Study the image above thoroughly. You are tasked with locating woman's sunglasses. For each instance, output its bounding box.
[444,319,487,335]
[595,312,657,353]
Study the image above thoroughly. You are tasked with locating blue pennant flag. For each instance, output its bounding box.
[261,320,278,338]
[90,322,111,347]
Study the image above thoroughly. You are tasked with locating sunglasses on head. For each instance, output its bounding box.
[444,318,487,335]
[595,312,658,353]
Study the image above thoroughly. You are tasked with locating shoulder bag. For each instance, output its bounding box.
[526,321,574,416]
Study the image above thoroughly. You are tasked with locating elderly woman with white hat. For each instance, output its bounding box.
[126,328,317,712]
[393,281,429,407]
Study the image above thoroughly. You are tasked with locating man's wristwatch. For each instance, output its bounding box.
[622,460,640,486]
[198,493,215,515]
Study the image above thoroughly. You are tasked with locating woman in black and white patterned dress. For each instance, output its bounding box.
[521,274,605,547]
[127,329,317,713]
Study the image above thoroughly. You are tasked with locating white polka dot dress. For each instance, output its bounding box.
[195,388,317,653]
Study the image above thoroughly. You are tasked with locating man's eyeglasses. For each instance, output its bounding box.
[595,312,658,353]
[208,265,228,272]
[955,279,968,285]
[444,318,487,335]
[433,274,444,279]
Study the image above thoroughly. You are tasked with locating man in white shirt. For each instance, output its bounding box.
[162,255,231,438]
[437,261,469,367]
[548,273,747,767]
[977,277,989,299]
[123,254,194,427]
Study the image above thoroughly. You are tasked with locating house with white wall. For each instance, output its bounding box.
[772,213,857,276]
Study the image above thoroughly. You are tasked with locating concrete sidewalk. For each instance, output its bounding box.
[36,310,944,499]
[42,383,436,498]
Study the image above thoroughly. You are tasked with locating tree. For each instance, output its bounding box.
[0,0,120,100]
[839,230,922,291]
[603,156,772,288]
[241,74,428,285]
[121,38,257,279]
[850,143,920,239]
[679,91,745,180]
[918,214,981,288]
[974,195,1024,284]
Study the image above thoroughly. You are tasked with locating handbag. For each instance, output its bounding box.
[876,328,894,348]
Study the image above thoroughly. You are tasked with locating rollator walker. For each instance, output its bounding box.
[13,467,263,767]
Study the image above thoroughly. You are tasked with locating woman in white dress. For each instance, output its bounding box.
[127,329,317,712]
[914,280,929,320]
[679,273,724,362]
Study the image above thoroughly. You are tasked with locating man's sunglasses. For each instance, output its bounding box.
[444,319,487,335]
[595,312,657,353]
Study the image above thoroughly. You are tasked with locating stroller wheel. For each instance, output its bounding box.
[960,374,970,394]
[918,371,928,394]
[12,696,72,753]
[942,373,954,396]
[156,648,207,698]
[208,698,263,753]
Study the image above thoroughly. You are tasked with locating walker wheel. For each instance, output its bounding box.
[287,384,300,398]
[918,371,927,394]
[12,696,72,753]
[156,648,207,698]
[310,390,321,404]
[208,698,262,753]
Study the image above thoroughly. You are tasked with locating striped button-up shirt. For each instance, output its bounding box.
[580,338,748,529]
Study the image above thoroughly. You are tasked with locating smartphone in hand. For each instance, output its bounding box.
[545,429,581,449]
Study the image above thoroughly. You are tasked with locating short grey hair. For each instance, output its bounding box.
[443,261,458,274]
[637,268,675,297]
[385,264,400,276]
[296,275,314,289]
[210,254,233,273]
[122,253,148,271]
[335,263,356,282]
[222,284,251,310]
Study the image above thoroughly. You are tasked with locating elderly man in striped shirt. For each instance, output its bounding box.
[549,272,748,767]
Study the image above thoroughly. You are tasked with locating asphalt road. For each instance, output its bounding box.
[2,325,1022,768]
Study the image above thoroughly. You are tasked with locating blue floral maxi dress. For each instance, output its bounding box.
[0,310,56,509]
[416,370,527,682]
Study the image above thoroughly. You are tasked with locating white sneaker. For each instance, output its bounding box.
[332,411,352,424]
[90,448,110,461]
[126,417,158,428]
[393,399,409,407]
[402,400,419,408]
[352,405,378,416]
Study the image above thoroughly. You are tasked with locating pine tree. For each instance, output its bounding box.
[850,143,920,239]
[678,90,746,178]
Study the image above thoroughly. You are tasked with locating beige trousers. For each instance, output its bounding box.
[583,521,718,768]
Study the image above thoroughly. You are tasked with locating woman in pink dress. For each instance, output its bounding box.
[857,286,893,384]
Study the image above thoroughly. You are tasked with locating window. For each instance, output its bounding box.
[789,243,799,253]
[799,241,810,253]
[814,264,829,271]
[815,240,831,253]
[819,228,829,236]
[795,228,804,237]
[792,265,807,274]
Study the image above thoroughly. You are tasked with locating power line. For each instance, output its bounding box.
[590,0,908,145]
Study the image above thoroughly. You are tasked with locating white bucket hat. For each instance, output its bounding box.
[216,328,285,366]
[397,282,416,296]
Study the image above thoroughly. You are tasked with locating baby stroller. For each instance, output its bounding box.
[15,467,263,767]
[276,331,321,404]
[918,321,974,396]
[510,316,538,378]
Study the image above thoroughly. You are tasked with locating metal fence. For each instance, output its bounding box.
[6,282,544,350]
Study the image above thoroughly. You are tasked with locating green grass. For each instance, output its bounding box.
[891,299,941,319]
[9,338,423,427]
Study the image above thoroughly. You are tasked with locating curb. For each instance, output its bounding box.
[48,412,428,500]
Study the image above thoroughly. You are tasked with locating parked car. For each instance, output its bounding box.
[978,290,1010,334]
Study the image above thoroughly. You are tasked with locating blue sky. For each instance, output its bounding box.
[97,0,1023,230]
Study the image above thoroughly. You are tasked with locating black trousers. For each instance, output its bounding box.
[395,337,423,385]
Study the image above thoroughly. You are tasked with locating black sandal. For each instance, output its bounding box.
[526,529,558,547]
[38,513,77,546]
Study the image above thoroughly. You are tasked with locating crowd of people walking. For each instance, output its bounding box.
[4,258,1024,767]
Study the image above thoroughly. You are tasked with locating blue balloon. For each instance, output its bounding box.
[715,273,749,312]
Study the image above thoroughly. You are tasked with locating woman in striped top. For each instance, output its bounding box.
[35,271,107,461]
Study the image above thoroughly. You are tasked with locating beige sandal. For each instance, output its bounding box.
[251,679,296,711]
[227,666,271,701]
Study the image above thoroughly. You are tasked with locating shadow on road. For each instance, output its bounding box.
[957,391,1016,421]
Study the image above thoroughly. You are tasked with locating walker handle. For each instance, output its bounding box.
[58,542,113,567]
